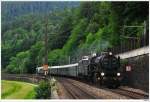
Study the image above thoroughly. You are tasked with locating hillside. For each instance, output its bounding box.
[2,1,149,74]
[2,2,79,22]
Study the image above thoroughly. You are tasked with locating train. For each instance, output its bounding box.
[37,51,122,88]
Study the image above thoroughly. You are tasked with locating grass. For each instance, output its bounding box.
[1,80,37,99]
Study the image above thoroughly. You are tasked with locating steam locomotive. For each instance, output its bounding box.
[87,52,121,88]
[37,52,122,88]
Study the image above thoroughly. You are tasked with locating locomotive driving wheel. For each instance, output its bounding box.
[106,78,120,89]
[92,73,100,84]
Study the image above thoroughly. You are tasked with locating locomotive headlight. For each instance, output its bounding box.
[109,52,112,55]
[101,72,105,76]
[117,73,120,76]
[97,77,100,80]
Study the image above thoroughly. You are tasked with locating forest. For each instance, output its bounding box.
[2,1,149,74]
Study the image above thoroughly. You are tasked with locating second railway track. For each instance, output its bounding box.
[107,88,149,99]
[117,88,148,99]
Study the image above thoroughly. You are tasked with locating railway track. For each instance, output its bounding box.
[108,88,149,99]
[3,74,148,99]
[57,78,99,99]
[57,77,148,99]
[2,74,46,84]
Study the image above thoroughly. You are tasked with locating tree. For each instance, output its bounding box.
[6,51,30,73]
[27,41,44,73]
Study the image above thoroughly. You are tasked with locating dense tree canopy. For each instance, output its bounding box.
[2,1,149,73]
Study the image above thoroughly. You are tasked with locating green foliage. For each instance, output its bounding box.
[35,80,51,99]
[2,2,148,73]
[79,2,100,20]
[6,51,30,73]
[86,33,95,44]
[48,49,62,65]
[2,80,21,98]
[2,80,36,99]
[50,10,74,49]
[63,18,88,55]
[86,22,99,33]
[27,41,44,73]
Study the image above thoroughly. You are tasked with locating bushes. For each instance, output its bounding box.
[34,80,51,99]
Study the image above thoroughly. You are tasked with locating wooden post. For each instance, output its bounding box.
[143,20,147,46]
[68,56,70,64]
[43,15,49,77]
[45,16,48,66]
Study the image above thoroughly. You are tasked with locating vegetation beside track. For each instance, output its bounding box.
[1,80,36,99]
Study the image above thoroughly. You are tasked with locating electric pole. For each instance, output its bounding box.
[43,15,49,77]
[45,16,48,66]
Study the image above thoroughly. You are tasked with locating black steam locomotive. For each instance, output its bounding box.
[38,52,122,88]
[86,52,121,88]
